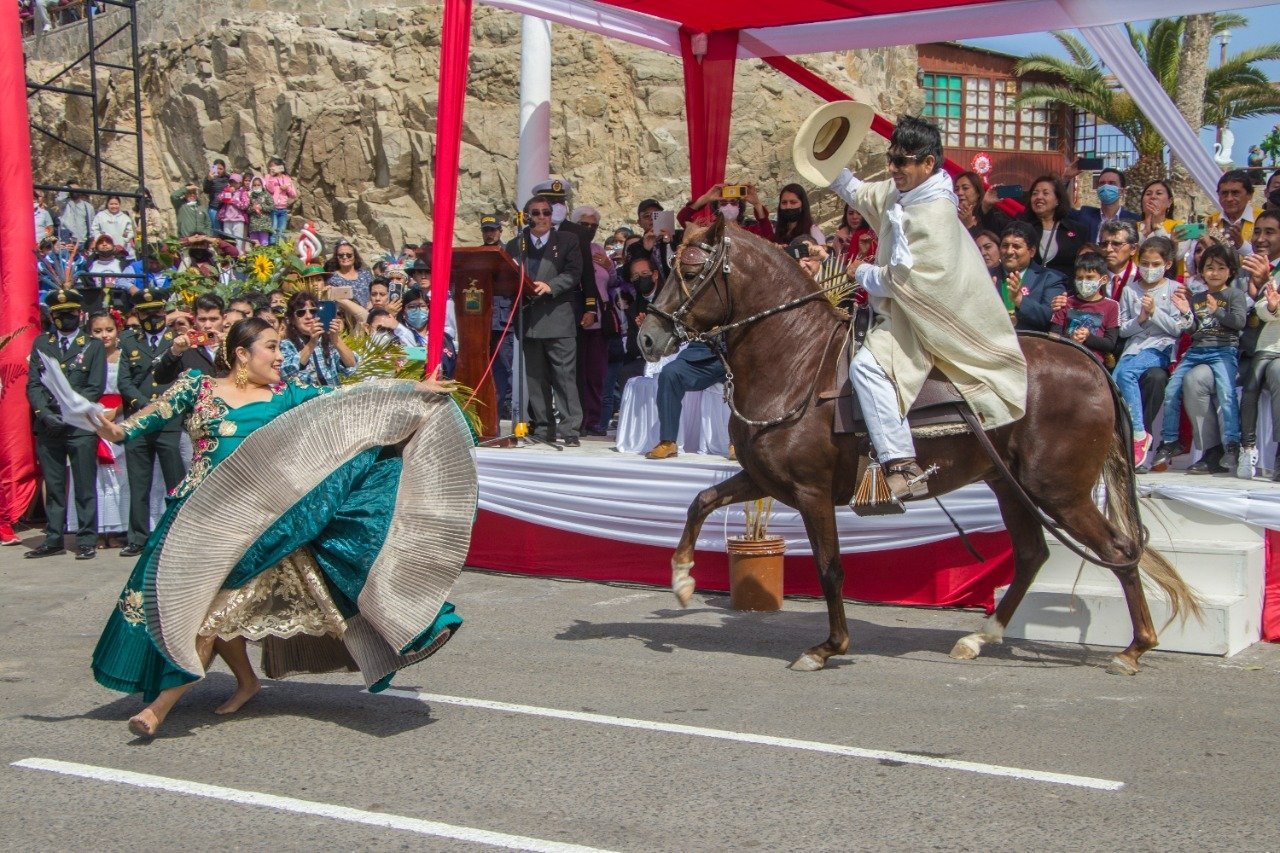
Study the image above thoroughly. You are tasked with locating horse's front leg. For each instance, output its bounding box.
[789,494,848,671]
[672,471,766,607]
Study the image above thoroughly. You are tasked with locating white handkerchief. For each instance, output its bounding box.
[38,351,105,432]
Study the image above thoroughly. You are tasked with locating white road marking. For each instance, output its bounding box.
[12,758,617,853]
[382,690,1124,792]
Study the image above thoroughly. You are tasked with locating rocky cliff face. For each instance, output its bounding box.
[26,3,921,252]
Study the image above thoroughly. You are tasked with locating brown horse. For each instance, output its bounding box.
[637,219,1199,675]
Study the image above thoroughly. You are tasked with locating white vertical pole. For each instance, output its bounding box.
[516,15,551,209]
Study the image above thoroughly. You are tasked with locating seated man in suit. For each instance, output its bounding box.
[153,293,225,383]
[996,221,1067,332]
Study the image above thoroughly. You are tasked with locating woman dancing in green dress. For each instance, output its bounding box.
[90,317,475,737]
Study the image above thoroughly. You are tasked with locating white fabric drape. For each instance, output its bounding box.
[476,448,1006,553]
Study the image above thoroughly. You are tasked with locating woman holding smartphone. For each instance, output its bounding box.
[279,290,357,386]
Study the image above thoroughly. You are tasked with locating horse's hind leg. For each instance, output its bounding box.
[671,470,766,607]
[1039,500,1154,675]
[789,494,848,672]
[951,481,1049,661]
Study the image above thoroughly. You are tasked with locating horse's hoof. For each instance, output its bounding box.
[672,576,694,608]
[788,653,825,672]
[949,635,982,660]
[1106,656,1139,676]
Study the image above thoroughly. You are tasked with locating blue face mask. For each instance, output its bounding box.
[406,307,428,329]
[1096,184,1122,206]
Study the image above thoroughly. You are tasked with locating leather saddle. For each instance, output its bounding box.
[819,325,973,435]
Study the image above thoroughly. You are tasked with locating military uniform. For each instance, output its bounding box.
[117,288,187,552]
[26,289,106,558]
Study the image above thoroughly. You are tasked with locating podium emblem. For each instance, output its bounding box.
[463,279,484,315]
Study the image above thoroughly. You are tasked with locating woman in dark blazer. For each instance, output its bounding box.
[1017,175,1089,283]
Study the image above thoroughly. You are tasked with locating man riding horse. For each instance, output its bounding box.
[797,104,1028,502]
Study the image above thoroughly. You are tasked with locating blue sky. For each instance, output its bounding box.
[963,5,1280,167]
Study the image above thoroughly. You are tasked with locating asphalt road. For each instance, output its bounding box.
[2,536,1278,851]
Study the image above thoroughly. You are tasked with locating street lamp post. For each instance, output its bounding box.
[1216,29,1232,147]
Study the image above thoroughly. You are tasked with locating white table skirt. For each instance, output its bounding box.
[615,351,731,456]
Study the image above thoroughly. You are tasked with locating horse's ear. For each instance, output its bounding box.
[705,213,726,244]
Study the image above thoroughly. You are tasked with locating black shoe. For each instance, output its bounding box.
[119,543,144,558]
[584,427,607,437]
[562,436,581,447]
[1187,453,1227,475]
[24,543,65,559]
[1150,442,1183,472]
[1219,443,1240,476]
[75,546,96,560]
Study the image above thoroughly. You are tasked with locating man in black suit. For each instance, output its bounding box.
[26,288,107,560]
[531,177,596,320]
[116,288,188,557]
[997,221,1066,332]
[506,194,585,445]
[153,293,225,383]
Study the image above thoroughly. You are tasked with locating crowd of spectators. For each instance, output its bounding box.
[17,143,1280,554]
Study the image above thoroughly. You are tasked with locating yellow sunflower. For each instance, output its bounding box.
[252,254,275,283]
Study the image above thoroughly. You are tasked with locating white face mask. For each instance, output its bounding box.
[718,203,740,221]
[1140,265,1166,284]
[1075,279,1103,298]
[550,203,567,225]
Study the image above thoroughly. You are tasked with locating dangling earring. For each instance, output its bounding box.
[235,364,250,389]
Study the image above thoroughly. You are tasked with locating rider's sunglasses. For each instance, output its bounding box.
[885,153,924,169]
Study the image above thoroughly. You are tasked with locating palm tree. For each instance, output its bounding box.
[1015,15,1280,208]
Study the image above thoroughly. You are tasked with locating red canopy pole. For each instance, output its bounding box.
[758,53,1023,216]
[427,0,473,371]
[0,0,40,527]
[679,28,739,202]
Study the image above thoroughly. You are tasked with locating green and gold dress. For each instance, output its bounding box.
[92,369,475,701]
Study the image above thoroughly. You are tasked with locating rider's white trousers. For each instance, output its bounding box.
[851,345,915,463]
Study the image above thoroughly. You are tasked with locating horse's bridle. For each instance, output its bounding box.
[645,233,843,429]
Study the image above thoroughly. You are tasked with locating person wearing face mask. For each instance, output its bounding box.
[1074,168,1140,242]
[771,183,824,245]
[1113,236,1194,467]
[1048,253,1121,364]
[569,204,621,435]
[394,287,458,378]
[1149,243,1247,474]
[677,182,775,239]
[25,288,107,560]
[531,178,595,312]
[116,288,189,557]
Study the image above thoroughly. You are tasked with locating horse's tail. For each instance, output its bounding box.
[1100,383,1205,628]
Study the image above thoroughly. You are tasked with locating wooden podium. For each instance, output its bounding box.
[450,246,525,438]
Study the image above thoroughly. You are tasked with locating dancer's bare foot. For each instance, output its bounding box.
[128,709,159,738]
[214,678,260,715]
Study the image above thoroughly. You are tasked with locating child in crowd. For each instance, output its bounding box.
[247,176,273,247]
[1112,236,1194,466]
[263,157,298,245]
[217,173,249,249]
[1049,252,1120,364]
[1150,242,1247,473]
[1238,210,1280,479]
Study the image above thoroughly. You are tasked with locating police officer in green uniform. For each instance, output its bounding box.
[26,288,106,560]
[116,287,187,557]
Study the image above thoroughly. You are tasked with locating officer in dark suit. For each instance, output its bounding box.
[26,288,106,560]
[506,194,585,445]
[531,178,596,317]
[116,287,187,557]
[152,293,225,383]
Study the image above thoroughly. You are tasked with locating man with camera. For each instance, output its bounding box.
[153,294,225,383]
[116,288,188,557]
[506,194,584,446]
